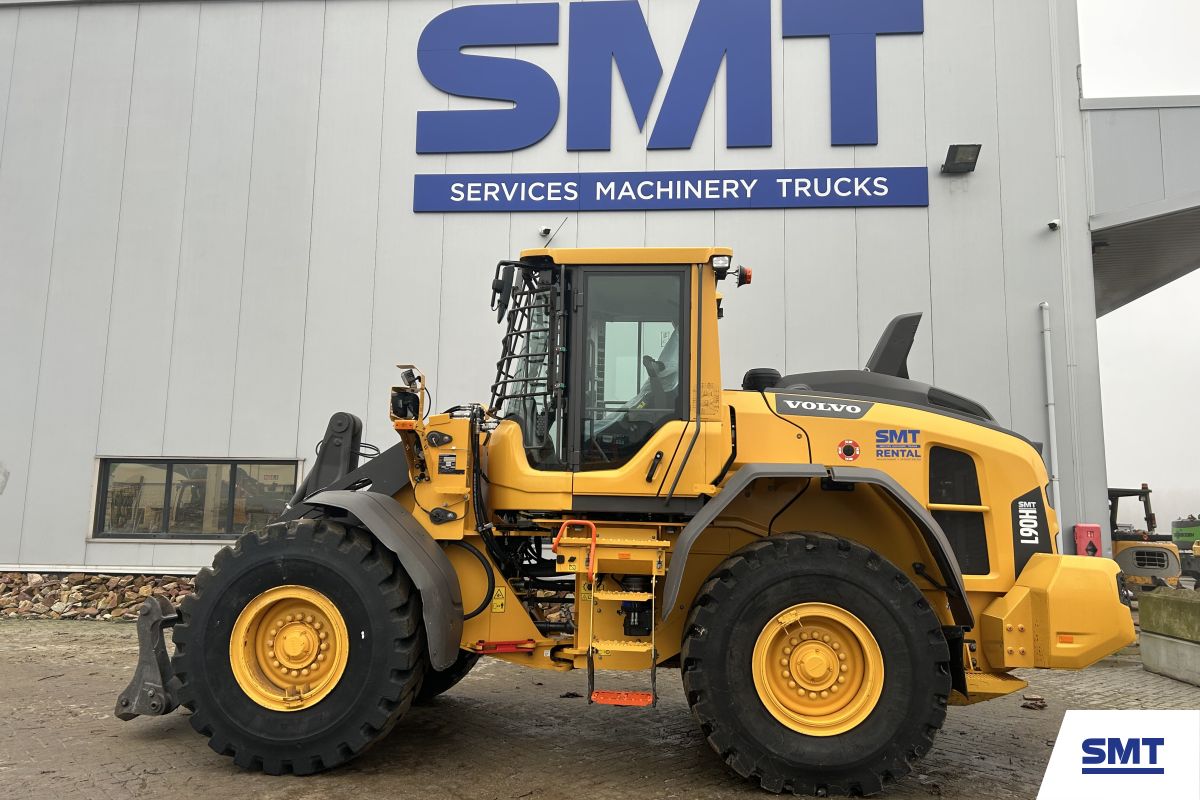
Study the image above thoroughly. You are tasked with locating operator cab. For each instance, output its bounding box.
[489,248,726,477]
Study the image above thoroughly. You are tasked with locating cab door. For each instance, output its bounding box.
[569,266,710,505]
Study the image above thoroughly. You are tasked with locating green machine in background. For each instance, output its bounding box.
[1174,516,1200,583]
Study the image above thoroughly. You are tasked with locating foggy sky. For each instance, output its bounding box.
[1080,0,1200,528]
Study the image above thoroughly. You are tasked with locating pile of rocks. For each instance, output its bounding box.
[0,572,195,620]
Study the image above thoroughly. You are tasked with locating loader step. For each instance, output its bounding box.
[591,690,654,707]
[592,589,654,602]
[556,537,668,549]
[594,639,654,653]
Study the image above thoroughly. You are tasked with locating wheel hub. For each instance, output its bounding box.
[752,602,884,736]
[229,586,349,711]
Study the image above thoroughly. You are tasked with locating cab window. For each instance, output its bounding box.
[576,270,688,471]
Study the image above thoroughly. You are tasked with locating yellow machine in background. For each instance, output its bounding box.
[118,248,1134,796]
[1108,484,1182,593]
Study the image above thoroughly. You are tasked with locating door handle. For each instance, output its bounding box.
[645,451,664,482]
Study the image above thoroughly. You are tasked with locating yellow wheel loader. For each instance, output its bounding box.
[116,248,1134,796]
[1108,484,1181,593]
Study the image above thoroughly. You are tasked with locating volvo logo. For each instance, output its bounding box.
[774,395,874,419]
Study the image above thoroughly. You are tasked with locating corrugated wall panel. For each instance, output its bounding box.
[367,0,450,448]
[96,3,200,456]
[0,7,77,562]
[1088,109,1165,215]
[855,32,931,380]
[780,33,858,375]
[227,0,324,459]
[20,5,138,563]
[294,0,388,452]
[1160,107,1200,199]
[162,2,262,456]
[922,0,1011,425]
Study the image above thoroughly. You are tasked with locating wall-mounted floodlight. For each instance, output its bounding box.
[940,144,982,174]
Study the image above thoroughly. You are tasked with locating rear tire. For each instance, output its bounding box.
[416,650,480,703]
[681,532,951,796]
[171,518,426,774]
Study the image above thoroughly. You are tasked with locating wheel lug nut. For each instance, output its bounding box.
[779,658,788,666]
[838,653,846,661]
[305,615,314,624]
[314,622,322,630]
[782,669,790,678]
[320,643,329,651]
[286,615,294,622]
[301,668,310,676]
[319,631,327,640]
[831,642,840,650]
[822,635,830,643]
[271,659,280,668]
[831,685,839,693]
[840,664,848,673]
[290,669,299,677]
[267,639,274,647]
[783,647,792,655]
[820,690,829,698]
[317,654,326,662]
[788,637,798,646]
[837,676,846,684]
[808,692,817,700]
[787,680,796,688]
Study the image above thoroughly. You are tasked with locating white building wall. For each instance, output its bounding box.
[0,0,1107,570]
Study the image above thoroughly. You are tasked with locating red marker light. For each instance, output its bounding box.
[737,266,753,286]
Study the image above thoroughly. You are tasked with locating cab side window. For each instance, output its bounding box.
[577,271,688,470]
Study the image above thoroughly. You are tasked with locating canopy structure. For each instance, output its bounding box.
[1085,96,1200,315]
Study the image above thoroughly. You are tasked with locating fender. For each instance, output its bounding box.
[661,463,974,628]
[305,489,464,671]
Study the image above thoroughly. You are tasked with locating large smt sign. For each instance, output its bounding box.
[412,0,928,213]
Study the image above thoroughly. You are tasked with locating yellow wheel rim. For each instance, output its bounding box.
[752,602,885,736]
[229,585,350,712]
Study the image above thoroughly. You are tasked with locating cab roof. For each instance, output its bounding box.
[519,246,732,265]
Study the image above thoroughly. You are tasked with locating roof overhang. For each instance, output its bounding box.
[1091,192,1200,316]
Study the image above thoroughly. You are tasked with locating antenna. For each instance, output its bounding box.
[543,216,569,248]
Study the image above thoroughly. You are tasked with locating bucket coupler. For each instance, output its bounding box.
[115,595,181,721]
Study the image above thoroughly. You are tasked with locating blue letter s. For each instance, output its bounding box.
[417,3,560,153]
[1081,738,1106,765]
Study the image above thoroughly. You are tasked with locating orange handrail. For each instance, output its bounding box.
[553,519,598,579]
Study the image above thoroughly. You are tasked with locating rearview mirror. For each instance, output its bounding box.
[491,264,516,323]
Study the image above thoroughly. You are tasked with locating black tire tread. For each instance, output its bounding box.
[681,532,951,797]
[171,518,426,774]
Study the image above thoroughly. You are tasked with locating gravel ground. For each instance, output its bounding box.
[1,620,1197,800]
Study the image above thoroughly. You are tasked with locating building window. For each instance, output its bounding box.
[94,459,298,539]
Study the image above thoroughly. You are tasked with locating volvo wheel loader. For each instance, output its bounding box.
[116,247,1135,796]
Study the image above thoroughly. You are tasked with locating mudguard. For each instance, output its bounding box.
[661,463,974,629]
[305,489,465,671]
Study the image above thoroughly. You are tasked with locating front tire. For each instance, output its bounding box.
[681,533,951,796]
[416,650,480,703]
[171,519,426,774]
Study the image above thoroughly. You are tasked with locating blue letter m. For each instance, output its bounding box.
[567,0,772,151]
[783,0,923,146]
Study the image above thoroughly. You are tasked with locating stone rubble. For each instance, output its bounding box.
[0,572,194,621]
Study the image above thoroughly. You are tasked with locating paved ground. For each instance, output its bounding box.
[1,620,1197,800]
